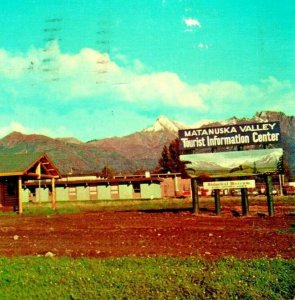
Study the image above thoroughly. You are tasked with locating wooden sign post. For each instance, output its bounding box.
[214,189,221,216]
[241,188,249,216]
[191,178,199,214]
[51,177,56,210]
[265,175,274,216]
[18,176,23,214]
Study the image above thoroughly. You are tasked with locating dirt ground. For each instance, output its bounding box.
[0,201,294,260]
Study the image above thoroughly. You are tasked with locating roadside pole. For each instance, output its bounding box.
[278,174,283,196]
[191,178,199,214]
[237,145,249,216]
[18,176,23,214]
[51,177,56,210]
[265,175,274,216]
[241,188,249,216]
[214,189,221,216]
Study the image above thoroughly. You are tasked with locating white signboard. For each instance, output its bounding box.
[203,180,256,190]
[180,148,283,178]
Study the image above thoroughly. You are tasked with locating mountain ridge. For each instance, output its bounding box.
[0,111,294,177]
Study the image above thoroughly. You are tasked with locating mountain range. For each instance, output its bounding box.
[0,111,294,177]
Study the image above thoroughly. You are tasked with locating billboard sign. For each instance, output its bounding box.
[178,122,281,150]
[203,180,255,190]
[180,148,283,178]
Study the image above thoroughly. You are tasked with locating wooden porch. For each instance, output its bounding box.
[0,153,60,213]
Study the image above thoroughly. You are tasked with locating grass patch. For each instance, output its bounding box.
[21,198,193,216]
[0,211,16,217]
[5,195,294,216]
[277,222,295,234]
[279,195,295,203]
[0,256,294,299]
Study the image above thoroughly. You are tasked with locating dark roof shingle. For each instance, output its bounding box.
[0,153,45,174]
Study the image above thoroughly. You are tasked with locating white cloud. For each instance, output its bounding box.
[0,121,46,137]
[260,76,291,93]
[0,121,28,136]
[0,44,293,118]
[198,43,209,49]
[184,18,201,28]
[114,53,128,64]
[116,72,206,109]
[192,77,295,118]
[0,44,207,109]
[0,120,73,139]
[195,81,244,100]
[0,50,28,79]
[133,59,145,73]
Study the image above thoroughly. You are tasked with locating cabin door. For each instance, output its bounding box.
[0,180,4,206]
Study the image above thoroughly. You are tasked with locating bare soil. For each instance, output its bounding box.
[0,200,294,260]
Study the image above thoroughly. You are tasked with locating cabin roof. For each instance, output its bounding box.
[0,153,60,178]
[24,176,163,187]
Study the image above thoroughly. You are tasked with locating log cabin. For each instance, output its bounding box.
[0,153,60,213]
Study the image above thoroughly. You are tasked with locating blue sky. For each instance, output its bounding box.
[0,0,294,141]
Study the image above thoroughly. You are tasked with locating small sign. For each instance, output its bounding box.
[203,180,256,190]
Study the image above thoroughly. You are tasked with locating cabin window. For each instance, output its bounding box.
[7,181,16,196]
[132,183,141,193]
[110,185,119,198]
[89,186,97,200]
[69,187,77,200]
[89,186,97,194]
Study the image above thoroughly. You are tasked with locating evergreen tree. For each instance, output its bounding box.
[157,138,187,176]
[168,138,183,173]
[99,166,115,178]
[276,155,284,174]
[158,145,170,173]
[253,161,258,174]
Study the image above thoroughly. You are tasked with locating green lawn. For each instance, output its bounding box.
[16,195,295,216]
[0,256,294,299]
[19,198,194,216]
[1,197,294,299]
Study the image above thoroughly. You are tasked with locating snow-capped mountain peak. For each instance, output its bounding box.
[144,116,186,132]
[191,119,214,128]
[144,115,217,133]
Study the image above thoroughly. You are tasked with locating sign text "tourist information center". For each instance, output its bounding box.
[178,122,281,150]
